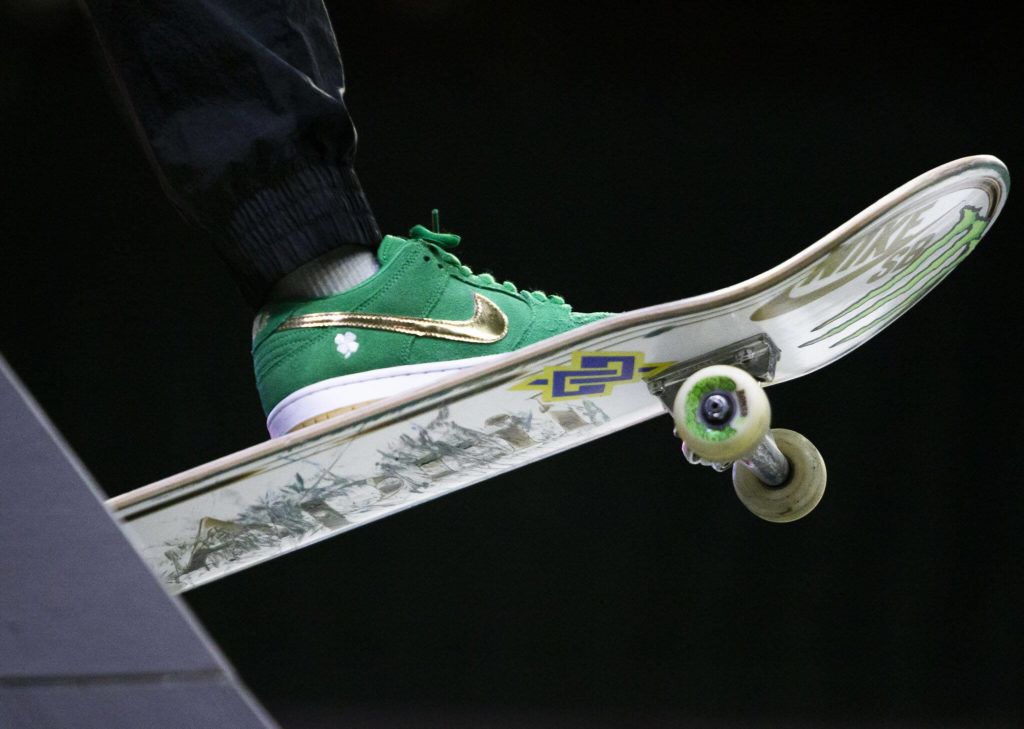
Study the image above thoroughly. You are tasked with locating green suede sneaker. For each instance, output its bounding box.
[253,224,613,436]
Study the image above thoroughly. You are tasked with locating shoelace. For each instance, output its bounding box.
[409,222,569,307]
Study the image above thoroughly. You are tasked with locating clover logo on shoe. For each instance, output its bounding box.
[276,292,509,344]
[334,332,359,358]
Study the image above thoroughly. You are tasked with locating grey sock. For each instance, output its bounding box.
[269,245,380,300]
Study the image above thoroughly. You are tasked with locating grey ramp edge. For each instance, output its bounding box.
[0,681,274,729]
[0,354,278,729]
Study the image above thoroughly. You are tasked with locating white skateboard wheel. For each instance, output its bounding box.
[672,365,770,463]
[732,428,826,523]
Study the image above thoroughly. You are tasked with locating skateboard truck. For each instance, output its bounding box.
[649,335,827,522]
[647,334,780,405]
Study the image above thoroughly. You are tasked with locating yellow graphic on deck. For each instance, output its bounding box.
[511,351,672,402]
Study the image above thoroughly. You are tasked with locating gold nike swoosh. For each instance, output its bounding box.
[275,292,509,344]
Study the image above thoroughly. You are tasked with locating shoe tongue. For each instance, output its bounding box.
[376,235,411,265]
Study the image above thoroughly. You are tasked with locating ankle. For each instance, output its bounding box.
[268,245,380,301]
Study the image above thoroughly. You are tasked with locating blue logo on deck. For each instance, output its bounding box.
[511,351,671,402]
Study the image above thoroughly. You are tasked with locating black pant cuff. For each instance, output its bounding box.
[227,164,381,306]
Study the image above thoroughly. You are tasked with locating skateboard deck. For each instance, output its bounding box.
[108,155,1009,593]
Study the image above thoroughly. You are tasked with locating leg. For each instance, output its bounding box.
[81,0,381,306]
[82,0,613,436]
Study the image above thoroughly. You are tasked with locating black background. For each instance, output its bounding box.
[2,1,1023,726]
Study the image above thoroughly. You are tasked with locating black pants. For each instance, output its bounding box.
[82,0,382,307]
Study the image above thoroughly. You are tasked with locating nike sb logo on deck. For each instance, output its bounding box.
[751,204,988,324]
[277,292,509,344]
[797,206,988,348]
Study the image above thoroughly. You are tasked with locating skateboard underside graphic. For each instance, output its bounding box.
[108,155,1009,593]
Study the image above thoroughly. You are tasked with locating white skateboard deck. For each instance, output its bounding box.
[108,155,1009,592]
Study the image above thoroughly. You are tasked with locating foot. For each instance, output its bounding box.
[252,224,613,436]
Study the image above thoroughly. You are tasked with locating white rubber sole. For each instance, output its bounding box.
[266,354,504,437]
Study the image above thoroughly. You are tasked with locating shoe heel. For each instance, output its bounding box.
[287,399,381,434]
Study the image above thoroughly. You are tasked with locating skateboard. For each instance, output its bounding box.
[108,155,1009,593]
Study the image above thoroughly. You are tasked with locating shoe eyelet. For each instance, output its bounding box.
[423,256,430,262]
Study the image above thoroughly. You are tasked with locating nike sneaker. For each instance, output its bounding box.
[252,224,613,436]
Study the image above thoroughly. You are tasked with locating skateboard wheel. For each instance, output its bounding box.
[732,428,826,523]
[672,365,770,463]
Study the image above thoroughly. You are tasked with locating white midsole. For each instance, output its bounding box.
[266,354,504,437]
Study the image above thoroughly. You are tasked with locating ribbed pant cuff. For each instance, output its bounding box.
[228,165,381,306]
